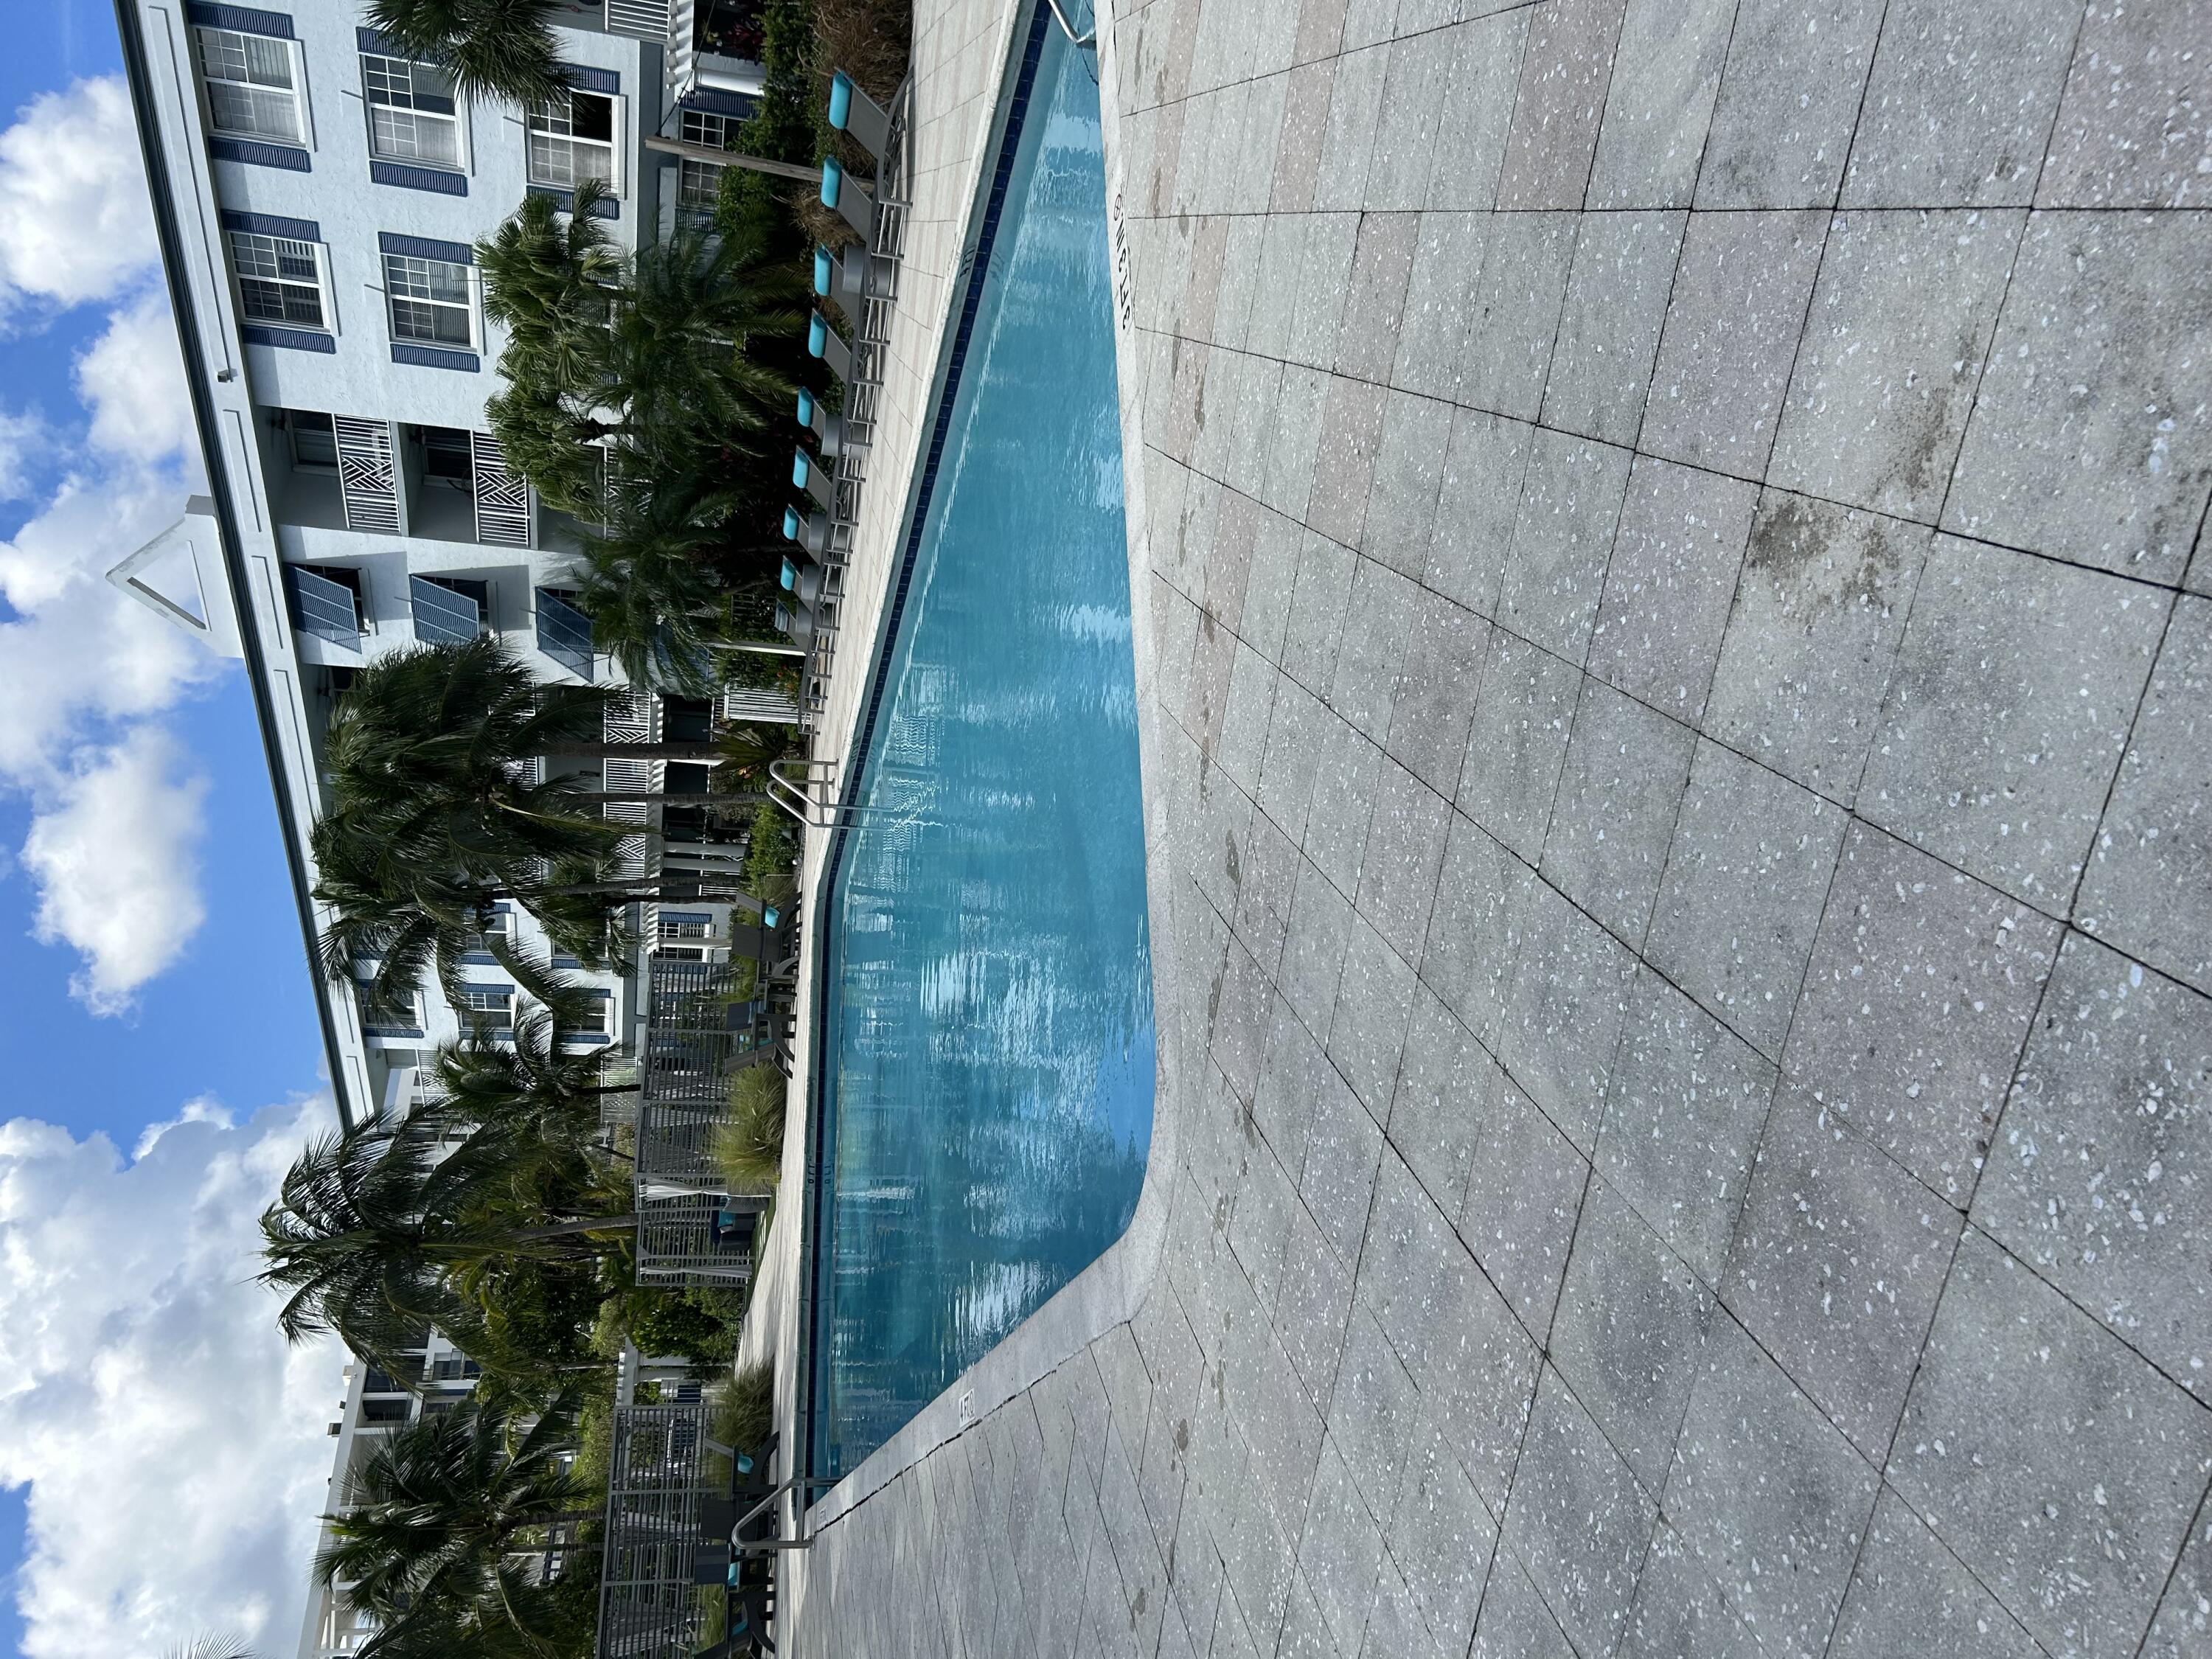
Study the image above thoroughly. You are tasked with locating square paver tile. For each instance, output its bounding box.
[1860,535,2171,910]
[1890,1231,2212,1659]
[2039,0,2212,208]
[1329,557,1419,743]
[1361,389,1450,580]
[1696,0,1886,208]
[1498,430,1634,667]
[1540,680,1697,947]
[1359,1154,1542,1513]
[1290,215,1362,372]
[1427,12,1530,212]
[1387,983,1494,1219]
[1722,1086,1968,1460]
[1308,375,1388,549]
[1498,874,1640,1153]
[1425,408,1533,619]
[1419,813,1531,1050]
[1296,1436,1388,1657]
[1617,1523,1766,1659]
[1281,529,1357,700]
[1548,1176,1715,1490]
[1784,821,2065,1208]
[1702,491,1932,806]
[1830,1488,2044,1659]
[1540,209,1688,447]
[1646,739,1851,1059]
[1329,915,1419,1125]
[1770,209,2026,524]
[1459,1075,1590,1340]
[1640,209,1830,480]
[1843,0,2081,206]
[1298,1043,1390,1268]
[1469,1549,1577,1659]
[1586,456,1759,726]
[1335,212,1421,386]
[1666,1312,1882,1655]
[2141,1490,2212,1659]
[1282,858,1356,1040]
[1356,757,1453,964]
[1584,0,1735,209]
[1384,588,1491,799]
[1394,210,1490,400]
[1455,632,1582,863]
[1973,932,2212,1395]
[1387,1405,1500,1655]
[1258,672,1333,842]
[1499,1366,1659,1658]
[1327,1309,1425,1523]
[1596,967,1781,1284]
[1492,0,1630,210]
[1313,44,1390,212]
[1303,712,1384,898]
[1457,212,1578,419]
[1944,212,2212,584]
[1366,36,1455,212]
[2077,596,2212,996]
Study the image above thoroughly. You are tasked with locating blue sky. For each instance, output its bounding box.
[0,4,344,1654]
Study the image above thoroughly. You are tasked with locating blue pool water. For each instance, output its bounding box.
[807,16,1152,1478]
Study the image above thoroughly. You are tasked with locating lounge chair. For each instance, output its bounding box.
[795,388,847,459]
[827,70,891,162]
[806,310,852,382]
[782,504,830,559]
[791,448,835,513]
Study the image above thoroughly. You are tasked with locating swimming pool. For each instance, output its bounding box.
[804,9,1150,1481]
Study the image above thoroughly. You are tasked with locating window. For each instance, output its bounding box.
[658,914,712,941]
[383,253,476,348]
[455,984,515,1026]
[361,54,462,167]
[229,230,327,328]
[288,409,338,470]
[527,89,617,191]
[195,27,305,144]
[567,997,610,1036]
[677,110,728,215]
[357,981,421,1033]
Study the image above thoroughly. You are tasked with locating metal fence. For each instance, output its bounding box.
[594,1402,710,1658]
[633,958,771,1284]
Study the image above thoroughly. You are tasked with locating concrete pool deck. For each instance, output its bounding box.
[776,1,2212,1655]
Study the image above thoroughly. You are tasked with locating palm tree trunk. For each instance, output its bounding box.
[506,1214,638,1242]
[543,742,727,762]
[572,791,769,807]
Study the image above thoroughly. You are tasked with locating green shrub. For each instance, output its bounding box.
[712,1063,787,1193]
[743,800,799,893]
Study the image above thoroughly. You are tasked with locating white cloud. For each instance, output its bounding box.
[0,77,159,316]
[76,295,191,464]
[0,1096,346,1659]
[133,1095,237,1161]
[0,405,41,499]
[21,730,209,1013]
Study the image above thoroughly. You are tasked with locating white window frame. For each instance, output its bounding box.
[226,229,338,334]
[356,981,423,1032]
[192,25,313,150]
[454,984,516,1026]
[381,251,481,352]
[359,52,470,173]
[526,89,626,198]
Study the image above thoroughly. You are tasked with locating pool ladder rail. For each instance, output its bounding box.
[778,68,916,785]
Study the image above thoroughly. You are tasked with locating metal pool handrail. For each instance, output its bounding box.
[1046,0,1095,46]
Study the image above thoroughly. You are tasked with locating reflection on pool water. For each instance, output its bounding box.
[809,16,1152,1480]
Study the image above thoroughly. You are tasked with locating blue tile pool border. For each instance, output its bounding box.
[798,0,1059,1502]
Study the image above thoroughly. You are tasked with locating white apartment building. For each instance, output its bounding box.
[112,0,782,1130]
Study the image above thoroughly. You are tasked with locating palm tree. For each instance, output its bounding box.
[311,640,763,978]
[364,0,568,111]
[319,1390,594,1652]
[574,466,759,696]
[428,987,636,1154]
[259,1113,637,1372]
